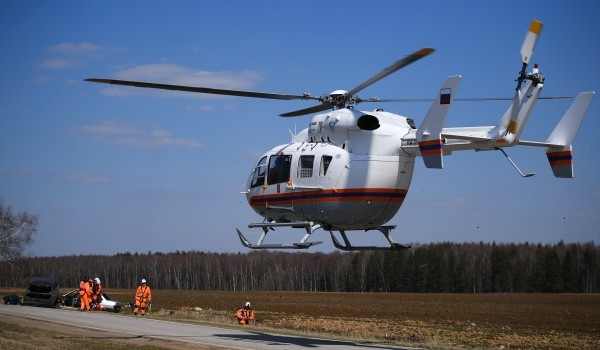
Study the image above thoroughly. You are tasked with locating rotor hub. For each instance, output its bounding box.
[318,90,364,109]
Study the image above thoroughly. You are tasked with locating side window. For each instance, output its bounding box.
[267,154,292,184]
[298,155,314,178]
[250,156,267,188]
[319,155,333,176]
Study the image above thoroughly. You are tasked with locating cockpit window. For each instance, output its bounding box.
[268,154,292,184]
[320,156,333,176]
[250,156,267,188]
[298,155,314,178]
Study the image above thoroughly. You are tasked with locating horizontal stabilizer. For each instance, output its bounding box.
[441,131,490,142]
[417,75,461,168]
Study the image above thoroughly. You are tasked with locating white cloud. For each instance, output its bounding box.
[50,42,104,55]
[41,42,123,70]
[99,63,263,98]
[151,129,172,138]
[75,121,203,149]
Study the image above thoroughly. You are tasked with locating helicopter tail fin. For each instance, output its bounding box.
[417,75,461,168]
[544,92,594,178]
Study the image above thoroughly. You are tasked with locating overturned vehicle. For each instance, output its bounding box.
[61,289,124,313]
[22,277,60,307]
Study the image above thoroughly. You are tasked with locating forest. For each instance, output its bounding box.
[1,241,598,293]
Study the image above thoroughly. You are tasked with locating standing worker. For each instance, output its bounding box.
[91,277,103,311]
[133,278,152,316]
[79,275,91,311]
[236,302,254,325]
[86,277,94,310]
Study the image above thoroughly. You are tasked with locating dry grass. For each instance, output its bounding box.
[3,288,599,349]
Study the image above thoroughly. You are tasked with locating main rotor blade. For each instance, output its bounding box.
[456,96,570,101]
[280,94,570,117]
[280,103,331,117]
[84,78,320,101]
[346,48,434,97]
[374,96,570,103]
[521,20,543,65]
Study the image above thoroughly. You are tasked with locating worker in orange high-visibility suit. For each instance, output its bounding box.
[79,275,91,311]
[86,278,94,309]
[236,302,254,325]
[91,277,103,311]
[133,279,152,316]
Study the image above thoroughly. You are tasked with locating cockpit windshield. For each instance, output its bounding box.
[250,156,267,188]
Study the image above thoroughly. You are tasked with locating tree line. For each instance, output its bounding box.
[1,241,598,293]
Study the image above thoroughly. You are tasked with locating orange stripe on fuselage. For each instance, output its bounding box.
[249,188,408,207]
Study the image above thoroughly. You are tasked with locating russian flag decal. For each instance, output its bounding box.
[440,88,451,104]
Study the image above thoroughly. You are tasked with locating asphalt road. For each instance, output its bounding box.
[0,304,421,350]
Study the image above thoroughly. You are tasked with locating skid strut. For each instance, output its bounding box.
[329,225,411,251]
[236,221,323,249]
[495,147,536,178]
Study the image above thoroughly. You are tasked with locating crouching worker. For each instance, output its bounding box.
[133,278,152,316]
[236,302,254,325]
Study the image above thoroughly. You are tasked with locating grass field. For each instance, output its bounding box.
[2,288,599,349]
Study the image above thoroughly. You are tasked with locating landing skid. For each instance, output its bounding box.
[236,222,323,249]
[236,222,411,251]
[329,226,411,251]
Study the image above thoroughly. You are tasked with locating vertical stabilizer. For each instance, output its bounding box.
[545,92,594,178]
[417,75,461,168]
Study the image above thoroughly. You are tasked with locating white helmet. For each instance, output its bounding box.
[245,302,251,307]
[94,277,101,284]
[141,278,147,284]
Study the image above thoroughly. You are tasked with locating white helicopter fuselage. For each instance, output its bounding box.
[245,108,416,230]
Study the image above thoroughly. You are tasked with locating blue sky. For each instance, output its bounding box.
[1,1,599,257]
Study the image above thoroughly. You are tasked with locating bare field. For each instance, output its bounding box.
[3,288,599,349]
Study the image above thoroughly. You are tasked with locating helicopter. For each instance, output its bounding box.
[86,20,594,251]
